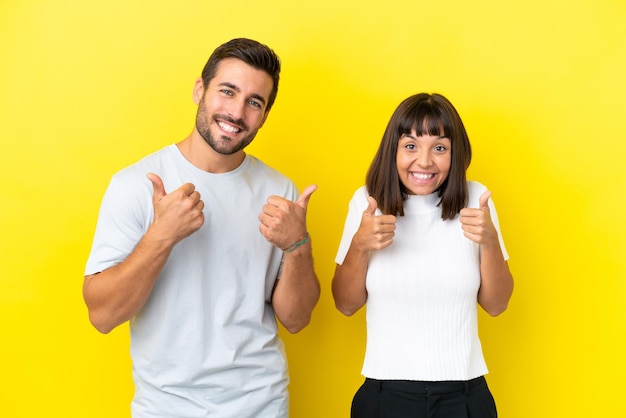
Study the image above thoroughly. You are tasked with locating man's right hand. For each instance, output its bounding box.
[147,173,205,244]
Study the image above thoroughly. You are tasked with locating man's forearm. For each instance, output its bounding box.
[272,242,320,333]
[83,229,175,333]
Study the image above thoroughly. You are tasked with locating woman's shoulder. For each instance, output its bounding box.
[352,185,370,201]
[467,180,487,193]
[352,185,368,198]
[467,180,488,205]
[348,185,370,210]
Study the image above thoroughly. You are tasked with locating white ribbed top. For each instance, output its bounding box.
[335,182,508,381]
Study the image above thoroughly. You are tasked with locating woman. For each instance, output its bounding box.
[332,93,513,418]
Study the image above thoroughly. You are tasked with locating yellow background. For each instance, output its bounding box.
[1,0,625,416]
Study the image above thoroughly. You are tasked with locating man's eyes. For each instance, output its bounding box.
[219,90,262,109]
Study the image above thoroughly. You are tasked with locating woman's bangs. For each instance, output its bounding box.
[400,105,446,137]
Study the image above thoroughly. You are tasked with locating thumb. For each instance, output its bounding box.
[146,173,167,201]
[295,184,318,210]
[364,196,378,216]
[478,190,492,211]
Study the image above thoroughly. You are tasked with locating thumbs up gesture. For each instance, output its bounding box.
[352,196,397,252]
[146,173,205,245]
[259,185,318,250]
[459,190,497,245]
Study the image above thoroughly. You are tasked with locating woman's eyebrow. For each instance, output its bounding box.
[401,133,449,140]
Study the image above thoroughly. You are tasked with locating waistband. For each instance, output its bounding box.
[365,376,486,396]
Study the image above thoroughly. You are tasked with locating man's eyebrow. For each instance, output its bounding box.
[218,82,267,106]
[218,81,239,92]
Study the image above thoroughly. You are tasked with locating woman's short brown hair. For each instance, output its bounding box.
[366,93,472,220]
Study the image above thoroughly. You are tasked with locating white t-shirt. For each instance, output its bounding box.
[86,145,297,417]
[335,182,509,381]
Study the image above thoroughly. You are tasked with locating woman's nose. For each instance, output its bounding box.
[416,151,433,167]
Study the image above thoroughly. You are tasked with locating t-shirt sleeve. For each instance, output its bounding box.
[273,178,300,280]
[487,197,509,261]
[468,181,509,261]
[84,173,153,275]
[335,187,368,265]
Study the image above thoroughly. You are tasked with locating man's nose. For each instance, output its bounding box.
[226,98,246,120]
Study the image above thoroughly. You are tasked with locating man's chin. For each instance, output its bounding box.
[212,140,245,156]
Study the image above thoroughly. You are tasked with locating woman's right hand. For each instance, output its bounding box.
[352,196,397,253]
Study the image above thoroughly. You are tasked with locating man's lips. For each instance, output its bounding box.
[215,114,247,134]
[217,120,241,133]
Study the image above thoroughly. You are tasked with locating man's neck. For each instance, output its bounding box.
[176,132,246,174]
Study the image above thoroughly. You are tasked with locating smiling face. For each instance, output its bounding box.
[396,129,452,195]
[194,58,274,156]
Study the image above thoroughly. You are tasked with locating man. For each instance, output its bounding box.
[83,38,320,418]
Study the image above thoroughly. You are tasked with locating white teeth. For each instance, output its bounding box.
[412,173,435,180]
[218,122,240,133]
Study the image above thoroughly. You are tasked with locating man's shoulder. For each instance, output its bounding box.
[112,145,176,180]
[245,155,293,183]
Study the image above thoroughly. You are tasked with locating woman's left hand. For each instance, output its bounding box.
[459,190,499,246]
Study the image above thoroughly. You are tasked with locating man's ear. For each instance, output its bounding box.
[192,78,204,105]
[259,110,270,128]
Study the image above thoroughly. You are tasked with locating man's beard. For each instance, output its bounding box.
[195,101,259,155]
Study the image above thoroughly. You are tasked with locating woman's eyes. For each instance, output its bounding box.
[403,144,448,152]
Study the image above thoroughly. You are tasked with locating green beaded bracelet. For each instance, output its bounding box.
[283,231,309,253]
